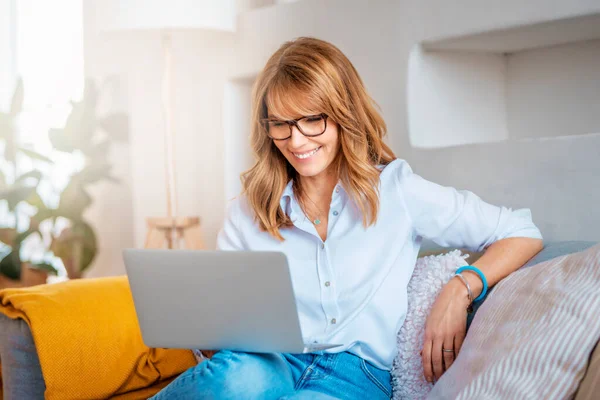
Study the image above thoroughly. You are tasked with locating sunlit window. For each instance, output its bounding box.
[1,0,84,276]
[16,0,85,205]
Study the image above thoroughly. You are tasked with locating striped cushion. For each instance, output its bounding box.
[427,243,600,399]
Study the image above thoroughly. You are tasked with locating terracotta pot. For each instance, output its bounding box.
[0,263,49,289]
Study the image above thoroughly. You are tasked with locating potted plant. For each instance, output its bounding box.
[0,77,128,285]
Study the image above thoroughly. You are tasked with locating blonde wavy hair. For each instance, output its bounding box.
[242,37,396,240]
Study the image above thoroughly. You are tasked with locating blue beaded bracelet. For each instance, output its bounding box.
[456,265,488,302]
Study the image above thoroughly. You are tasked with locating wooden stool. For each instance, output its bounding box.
[144,216,205,250]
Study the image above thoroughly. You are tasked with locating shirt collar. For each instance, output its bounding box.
[279,180,295,218]
[279,178,348,227]
[281,179,294,200]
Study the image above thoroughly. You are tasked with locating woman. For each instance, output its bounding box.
[152,37,543,399]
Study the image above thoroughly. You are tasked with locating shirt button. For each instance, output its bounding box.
[331,318,337,324]
[324,281,330,287]
[321,243,325,249]
[335,187,340,193]
[332,210,339,216]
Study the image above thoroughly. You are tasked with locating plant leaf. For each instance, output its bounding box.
[60,101,96,150]
[30,205,56,231]
[0,250,21,280]
[51,220,97,275]
[73,164,113,185]
[18,147,54,164]
[9,78,24,116]
[48,128,75,153]
[49,79,102,154]
[4,135,17,164]
[14,229,36,246]
[25,189,45,208]
[30,251,61,276]
[57,182,92,219]
[84,139,109,163]
[0,184,37,211]
[30,262,59,275]
[69,220,97,273]
[99,113,129,142]
[0,168,6,190]
[15,169,43,184]
[0,112,11,140]
[106,176,121,184]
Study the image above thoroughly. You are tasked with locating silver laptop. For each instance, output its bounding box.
[123,249,342,354]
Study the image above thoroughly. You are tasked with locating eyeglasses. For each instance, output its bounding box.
[261,113,328,141]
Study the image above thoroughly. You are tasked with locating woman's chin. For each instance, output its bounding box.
[290,162,330,178]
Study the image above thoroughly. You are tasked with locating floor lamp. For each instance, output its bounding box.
[96,0,236,249]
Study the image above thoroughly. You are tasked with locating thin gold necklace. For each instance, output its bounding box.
[303,194,326,226]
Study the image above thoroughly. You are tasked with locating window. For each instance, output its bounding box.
[1,0,84,275]
[15,0,85,208]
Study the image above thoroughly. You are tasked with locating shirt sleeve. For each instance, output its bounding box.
[395,160,543,252]
[216,197,247,251]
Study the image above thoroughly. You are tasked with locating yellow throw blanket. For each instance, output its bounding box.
[0,276,196,399]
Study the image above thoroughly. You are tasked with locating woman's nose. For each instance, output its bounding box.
[289,125,308,148]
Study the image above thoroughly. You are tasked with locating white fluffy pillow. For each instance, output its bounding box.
[392,250,470,400]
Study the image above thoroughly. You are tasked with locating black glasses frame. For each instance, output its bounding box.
[261,113,328,141]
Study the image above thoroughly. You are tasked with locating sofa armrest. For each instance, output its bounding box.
[0,313,45,399]
[575,340,600,400]
[0,276,196,400]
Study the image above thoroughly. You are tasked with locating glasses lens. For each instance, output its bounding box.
[298,115,326,135]
[266,120,290,139]
[265,115,326,139]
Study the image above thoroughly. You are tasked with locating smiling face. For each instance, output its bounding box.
[245,37,396,240]
[266,90,340,179]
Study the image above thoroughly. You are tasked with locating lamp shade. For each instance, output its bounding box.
[94,0,236,33]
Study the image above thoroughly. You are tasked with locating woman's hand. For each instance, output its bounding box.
[421,278,471,383]
[202,350,217,358]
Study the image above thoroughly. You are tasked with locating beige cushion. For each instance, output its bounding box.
[574,341,600,400]
[428,244,600,399]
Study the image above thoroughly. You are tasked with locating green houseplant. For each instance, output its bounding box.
[0,77,128,283]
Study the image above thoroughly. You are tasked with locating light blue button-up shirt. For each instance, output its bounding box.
[217,159,542,370]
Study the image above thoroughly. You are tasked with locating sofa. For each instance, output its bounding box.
[0,241,598,399]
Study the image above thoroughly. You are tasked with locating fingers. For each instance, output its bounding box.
[204,350,217,358]
[431,339,444,381]
[421,340,434,383]
[442,338,455,371]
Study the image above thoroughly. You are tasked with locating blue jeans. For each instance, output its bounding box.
[150,350,392,399]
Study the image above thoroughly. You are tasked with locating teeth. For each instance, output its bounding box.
[293,147,321,159]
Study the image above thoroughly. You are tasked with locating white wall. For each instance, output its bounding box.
[407,46,508,148]
[407,38,600,147]
[166,30,235,248]
[94,0,236,32]
[507,39,600,140]
[235,0,275,14]
[224,78,254,202]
